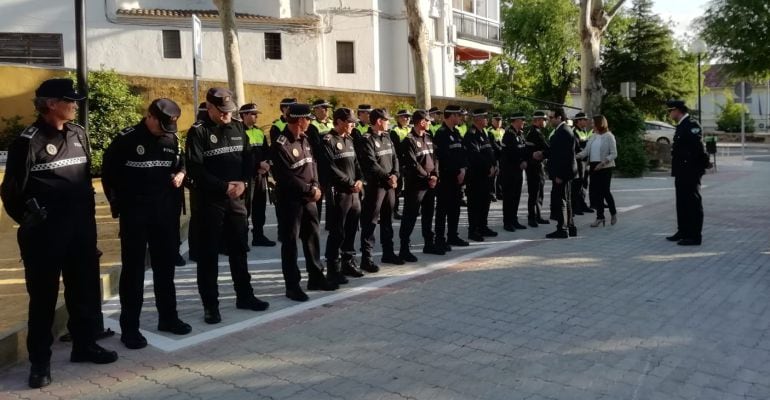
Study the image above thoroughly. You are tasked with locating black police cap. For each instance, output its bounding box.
[666,100,688,112]
[333,107,355,123]
[357,104,373,113]
[239,103,262,114]
[509,112,526,121]
[280,98,297,107]
[428,106,441,114]
[148,98,181,133]
[532,110,549,119]
[288,103,313,119]
[573,112,589,120]
[472,109,488,117]
[396,109,412,117]
[206,87,237,112]
[444,105,463,114]
[312,99,331,109]
[369,108,391,122]
[411,109,434,124]
[35,78,86,101]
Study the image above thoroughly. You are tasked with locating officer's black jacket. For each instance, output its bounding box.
[185,116,252,199]
[501,127,529,171]
[0,118,93,223]
[271,128,319,199]
[433,123,467,181]
[269,116,288,144]
[671,115,709,178]
[102,120,184,209]
[305,121,330,186]
[546,123,578,181]
[355,130,399,188]
[525,126,549,172]
[462,124,496,177]
[321,130,362,192]
[400,129,437,187]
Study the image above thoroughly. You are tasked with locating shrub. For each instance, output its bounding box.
[600,94,647,177]
[67,69,143,175]
[716,97,755,133]
[0,115,25,151]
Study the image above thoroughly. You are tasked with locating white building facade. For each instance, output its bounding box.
[0,0,502,97]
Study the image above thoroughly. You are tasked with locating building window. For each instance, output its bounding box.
[162,30,181,59]
[265,32,282,60]
[0,33,63,66]
[336,41,354,74]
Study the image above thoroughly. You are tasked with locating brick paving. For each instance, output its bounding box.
[1,157,769,400]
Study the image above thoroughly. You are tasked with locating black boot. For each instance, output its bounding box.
[71,343,118,364]
[341,256,364,277]
[381,251,405,265]
[326,259,349,285]
[307,275,339,291]
[422,240,446,255]
[528,218,538,228]
[236,296,270,311]
[360,256,380,273]
[399,244,418,262]
[28,363,51,388]
[513,221,527,230]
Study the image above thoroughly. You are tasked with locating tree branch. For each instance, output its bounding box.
[601,0,628,31]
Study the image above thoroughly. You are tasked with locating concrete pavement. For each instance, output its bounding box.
[1,156,769,400]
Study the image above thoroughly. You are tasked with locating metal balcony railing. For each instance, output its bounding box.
[452,10,501,46]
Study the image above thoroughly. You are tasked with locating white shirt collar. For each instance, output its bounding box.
[678,113,690,124]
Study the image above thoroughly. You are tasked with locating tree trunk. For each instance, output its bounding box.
[405,0,431,110]
[213,0,245,107]
[579,0,627,116]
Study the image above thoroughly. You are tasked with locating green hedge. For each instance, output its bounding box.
[600,94,647,177]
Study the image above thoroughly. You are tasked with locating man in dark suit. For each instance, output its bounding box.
[541,108,578,239]
[665,100,710,246]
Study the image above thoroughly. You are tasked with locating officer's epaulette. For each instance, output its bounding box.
[119,126,135,136]
[192,120,204,128]
[276,135,287,145]
[66,121,85,130]
[322,133,332,141]
[19,126,38,139]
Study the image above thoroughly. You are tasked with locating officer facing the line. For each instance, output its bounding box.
[186,87,269,324]
[665,100,710,246]
[398,110,443,260]
[357,108,403,270]
[102,98,192,350]
[1,78,118,388]
[321,107,365,284]
[239,103,275,247]
[272,103,339,302]
[500,113,530,231]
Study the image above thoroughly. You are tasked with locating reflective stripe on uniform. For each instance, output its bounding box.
[375,149,394,156]
[449,143,462,149]
[289,157,314,169]
[203,145,243,157]
[416,149,434,156]
[30,156,88,172]
[125,160,174,168]
[333,151,356,159]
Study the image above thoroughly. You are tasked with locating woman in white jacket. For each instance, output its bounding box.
[576,115,618,226]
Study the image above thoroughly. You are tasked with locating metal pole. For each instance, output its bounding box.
[75,0,87,130]
[697,53,702,124]
[766,79,769,133]
[741,81,745,159]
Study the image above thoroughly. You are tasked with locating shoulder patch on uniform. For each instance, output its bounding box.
[20,126,38,139]
[690,127,701,134]
[192,121,204,128]
[119,126,135,136]
[276,135,287,145]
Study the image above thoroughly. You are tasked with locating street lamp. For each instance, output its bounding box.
[690,39,707,125]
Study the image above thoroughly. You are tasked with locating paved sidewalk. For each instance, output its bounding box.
[1,158,769,400]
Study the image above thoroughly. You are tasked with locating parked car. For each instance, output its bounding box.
[643,120,675,144]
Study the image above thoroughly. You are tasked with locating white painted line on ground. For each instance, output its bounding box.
[105,239,533,352]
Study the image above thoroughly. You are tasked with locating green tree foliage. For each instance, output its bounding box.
[697,0,770,79]
[716,97,755,133]
[601,0,697,119]
[457,54,537,117]
[600,94,647,176]
[500,0,579,104]
[0,115,25,151]
[68,69,143,175]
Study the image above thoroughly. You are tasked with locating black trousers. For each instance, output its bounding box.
[360,185,395,256]
[675,175,704,239]
[502,169,524,226]
[277,198,325,289]
[118,197,179,332]
[435,179,461,243]
[550,180,574,230]
[588,164,617,220]
[466,173,491,234]
[187,189,199,261]
[249,173,268,236]
[399,184,436,246]
[194,196,253,308]
[19,212,101,365]
[572,161,589,210]
[526,165,545,220]
[325,190,361,261]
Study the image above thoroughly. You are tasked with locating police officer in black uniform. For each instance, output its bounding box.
[525,110,551,227]
[102,99,192,349]
[272,104,338,302]
[1,78,118,388]
[500,113,530,231]
[665,100,710,246]
[239,103,275,247]
[357,108,403,270]
[306,99,334,225]
[354,104,373,141]
[321,108,365,283]
[398,110,443,260]
[433,105,470,251]
[463,109,498,242]
[186,88,269,324]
